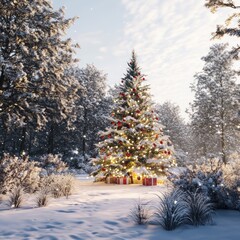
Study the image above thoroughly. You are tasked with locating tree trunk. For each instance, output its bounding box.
[28,129,33,155]
[220,77,226,164]
[82,108,87,161]
[48,122,55,154]
[19,127,27,156]
[0,117,7,156]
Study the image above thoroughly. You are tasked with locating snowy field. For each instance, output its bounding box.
[0,175,239,240]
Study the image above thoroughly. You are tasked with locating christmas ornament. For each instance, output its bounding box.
[117,121,122,127]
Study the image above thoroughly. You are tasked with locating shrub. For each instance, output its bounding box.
[36,187,50,207]
[39,154,68,175]
[221,153,240,210]
[154,189,187,230]
[41,174,75,199]
[168,158,240,210]
[185,190,214,226]
[0,154,41,194]
[7,186,25,208]
[130,198,150,225]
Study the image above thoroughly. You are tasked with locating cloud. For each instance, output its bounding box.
[117,0,230,119]
[77,31,103,45]
[99,46,107,53]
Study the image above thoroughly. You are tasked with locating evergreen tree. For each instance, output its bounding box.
[205,0,240,52]
[156,102,191,166]
[190,44,240,163]
[92,51,175,178]
[67,65,111,161]
[0,0,79,127]
[0,0,80,155]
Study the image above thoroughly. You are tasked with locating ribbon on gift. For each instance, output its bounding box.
[143,177,157,186]
[117,177,130,184]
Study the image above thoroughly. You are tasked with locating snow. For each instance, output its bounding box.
[0,175,239,240]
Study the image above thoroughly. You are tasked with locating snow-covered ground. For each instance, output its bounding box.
[0,175,239,240]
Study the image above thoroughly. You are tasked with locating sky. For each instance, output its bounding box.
[52,0,237,120]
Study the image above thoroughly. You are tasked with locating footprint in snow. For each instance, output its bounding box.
[104,220,119,226]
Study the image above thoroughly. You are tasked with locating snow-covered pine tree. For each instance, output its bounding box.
[92,51,176,179]
[0,0,80,129]
[65,65,111,161]
[205,1,240,53]
[156,102,191,166]
[190,44,240,163]
[0,0,80,155]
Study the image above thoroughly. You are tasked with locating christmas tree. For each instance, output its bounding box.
[92,51,176,180]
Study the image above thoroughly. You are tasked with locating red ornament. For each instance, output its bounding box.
[153,143,156,148]
[100,136,104,140]
[156,117,159,120]
[160,141,163,144]
[137,176,141,180]
[167,151,171,155]
[133,88,136,92]
[142,77,145,80]
[108,134,111,138]
[136,110,141,114]
[102,168,106,171]
[117,121,122,127]
[126,153,131,157]
[164,150,167,154]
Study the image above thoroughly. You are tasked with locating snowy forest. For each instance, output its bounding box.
[0,0,240,239]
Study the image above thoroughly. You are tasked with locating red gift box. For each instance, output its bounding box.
[117,177,131,184]
[142,177,157,186]
[106,176,117,184]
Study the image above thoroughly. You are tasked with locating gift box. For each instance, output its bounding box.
[142,177,157,186]
[117,177,131,184]
[157,179,165,185]
[106,176,117,184]
[132,172,142,184]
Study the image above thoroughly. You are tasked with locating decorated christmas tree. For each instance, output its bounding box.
[92,51,176,180]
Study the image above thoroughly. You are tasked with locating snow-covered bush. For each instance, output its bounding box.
[185,190,214,226]
[39,154,68,175]
[41,174,75,199]
[154,189,187,230]
[168,158,223,196]
[0,154,41,193]
[36,187,50,207]
[223,153,240,189]
[66,154,96,174]
[7,186,25,208]
[168,158,240,210]
[130,198,150,225]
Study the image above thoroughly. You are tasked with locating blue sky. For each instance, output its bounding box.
[52,0,236,120]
